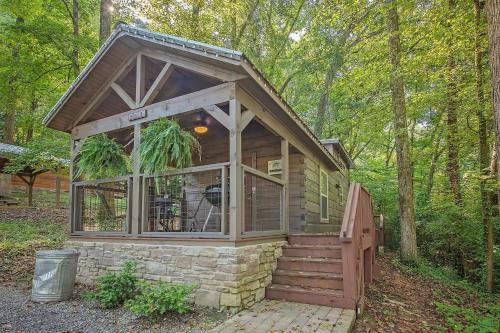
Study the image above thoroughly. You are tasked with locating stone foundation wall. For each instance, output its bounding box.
[66,240,286,312]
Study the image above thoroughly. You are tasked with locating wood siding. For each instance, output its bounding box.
[301,157,349,233]
[9,172,69,191]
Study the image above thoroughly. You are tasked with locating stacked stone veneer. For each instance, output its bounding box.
[66,240,286,312]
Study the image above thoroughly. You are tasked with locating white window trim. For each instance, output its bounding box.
[320,168,329,222]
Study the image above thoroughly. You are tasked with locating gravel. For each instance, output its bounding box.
[0,283,227,333]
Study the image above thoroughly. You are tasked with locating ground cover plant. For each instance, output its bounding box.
[125,281,195,320]
[85,260,196,320]
[84,261,139,309]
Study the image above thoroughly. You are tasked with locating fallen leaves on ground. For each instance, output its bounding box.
[354,253,448,333]
[0,207,68,284]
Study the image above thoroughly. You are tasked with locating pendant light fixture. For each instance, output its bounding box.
[193,113,208,134]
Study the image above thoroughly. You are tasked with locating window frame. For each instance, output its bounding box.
[319,168,329,222]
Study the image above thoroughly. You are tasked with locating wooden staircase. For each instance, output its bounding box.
[266,234,355,309]
[266,183,382,311]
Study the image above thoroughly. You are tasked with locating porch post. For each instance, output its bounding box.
[281,139,289,234]
[229,99,242,241]
[131,123,141,235]
[69,137,76,233]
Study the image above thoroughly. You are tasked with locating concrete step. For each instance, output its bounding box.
[282,244,342,259]
[272,269,343,289]
[288,233,340,246]
[277,257,343,273]
[265,284,355,309]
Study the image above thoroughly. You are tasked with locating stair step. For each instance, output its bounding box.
[272,269,343,289]
[277,257,343,273]
[283,244,341,258]
[288,234,340,246]
[266,284,354,308]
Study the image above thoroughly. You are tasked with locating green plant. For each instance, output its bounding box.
[140,118,201,175]
[84,261,138,308]
[125,281,195,320]
[75,134,129,180]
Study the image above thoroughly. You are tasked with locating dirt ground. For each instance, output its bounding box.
[354,253,448,333]
[2,206,494,332]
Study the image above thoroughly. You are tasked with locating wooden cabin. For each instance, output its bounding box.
[44,24,378,313]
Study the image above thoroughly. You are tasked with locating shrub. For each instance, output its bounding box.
[125,281,195,320]
[84,261,138,308]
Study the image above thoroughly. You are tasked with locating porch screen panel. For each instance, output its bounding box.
[74,180,129,232]
[144,168,226,233]
[243,171,282,232]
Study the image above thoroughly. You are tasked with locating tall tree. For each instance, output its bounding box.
[485,0,500,292]
[387,0,417,262]
[99,0,113,46]
[61,0,80,75]
[446,0,462,204]
[473,0,493,292]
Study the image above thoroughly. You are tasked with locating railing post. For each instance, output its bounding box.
[131,123,141,235]
[229,98,242,241]
[221,166,227,235]
[69,138,76,233]
[281,139,289,234]
[69,136,86,233]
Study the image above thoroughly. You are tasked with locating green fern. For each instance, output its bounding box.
[75,134,129,180]
[140,118,200,175]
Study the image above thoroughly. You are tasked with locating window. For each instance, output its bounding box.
[320,169,328,221]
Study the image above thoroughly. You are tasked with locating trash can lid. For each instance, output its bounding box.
[35,249,79,258]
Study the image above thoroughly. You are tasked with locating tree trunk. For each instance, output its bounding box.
[55,175,61,209]
[486,1,500,187]
[27,181,33,207]
[474,0,493,292]
[387,0,418,262]
[446,0,462,205]
[25,97,38,143]
[3,17,23,144]
[487,145,497,291]
[486,0,500,293]
[3,108,15,144]
[99,0,113,46]
[313,52,342,137]
[72,0,80,75]
[426,143,445,199]
[190,2,201,39]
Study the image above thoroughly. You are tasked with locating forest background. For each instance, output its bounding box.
[0,0,498,291]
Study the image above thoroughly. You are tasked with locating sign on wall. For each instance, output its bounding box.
[268,160,282,175]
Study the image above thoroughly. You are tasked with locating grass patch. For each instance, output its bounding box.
[0,214,68,282]
[11,187,69,208]
[393,257,499,332]
[0,218,67,251]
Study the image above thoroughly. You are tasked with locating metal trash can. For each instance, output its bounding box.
[31,249,79,302]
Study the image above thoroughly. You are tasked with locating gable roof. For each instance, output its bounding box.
[43,24,352,171]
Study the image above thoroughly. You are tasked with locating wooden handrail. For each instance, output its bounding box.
[142,162,230,178]
[340,182,376,311]
[340,183,360,242]
[73,175,131,187]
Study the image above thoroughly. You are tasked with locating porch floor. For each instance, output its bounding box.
[210,300,355,333]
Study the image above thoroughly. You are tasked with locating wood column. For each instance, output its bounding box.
[69,137,76,233]
[229,99,242,241]
[281,139,289,234]
[131,123,141,235]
